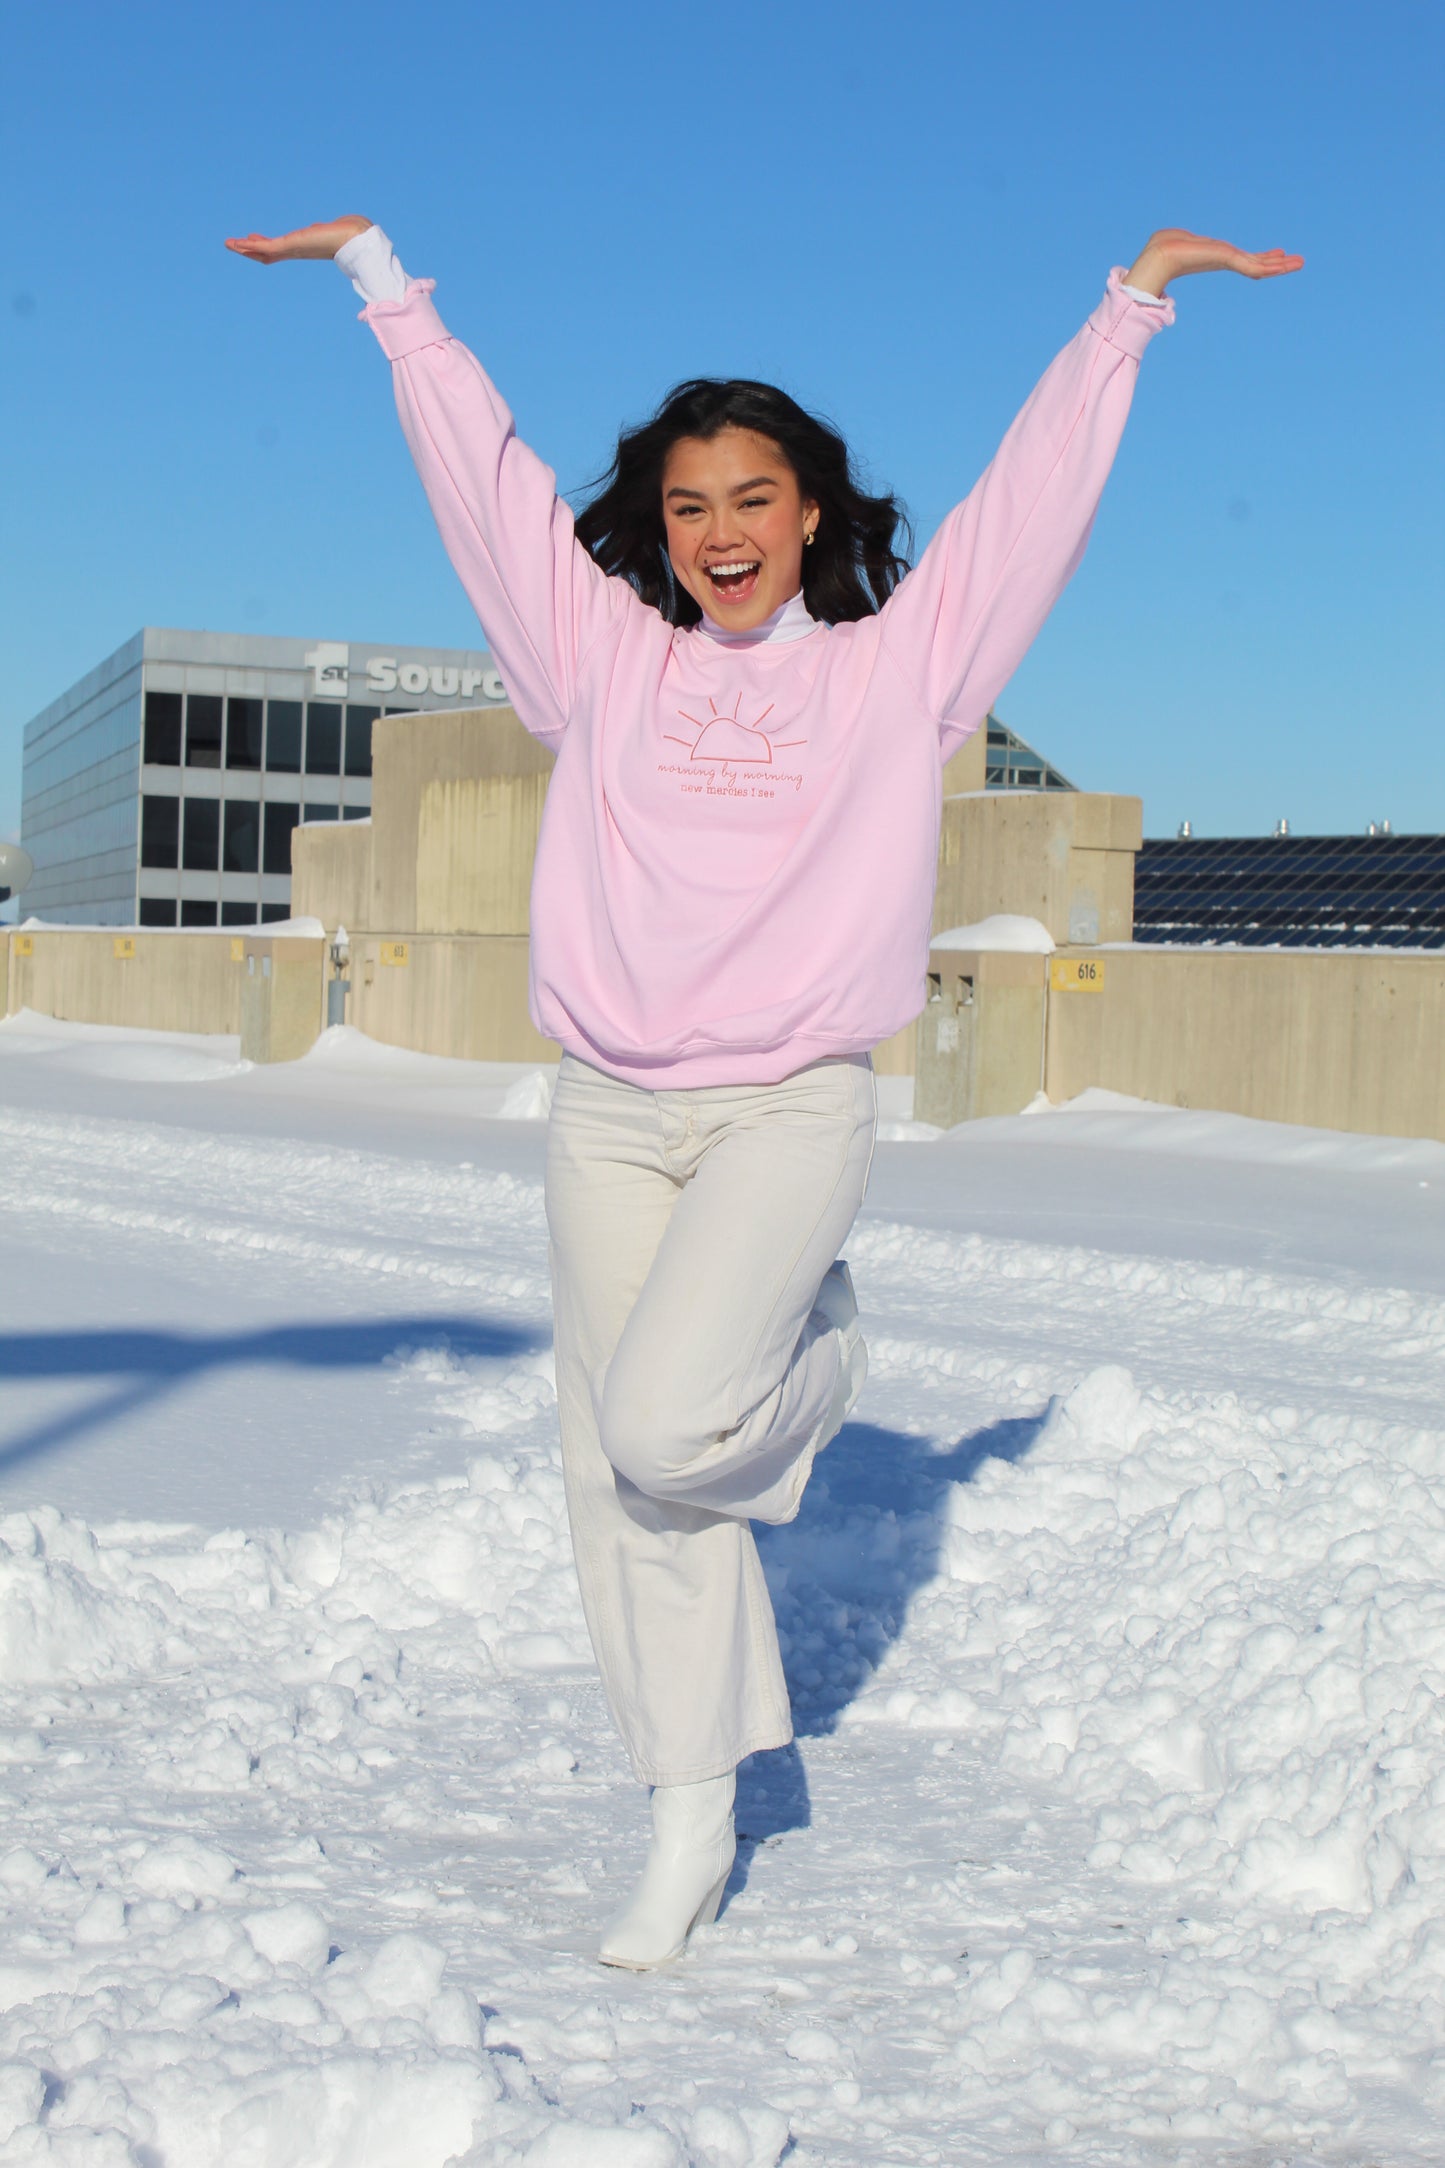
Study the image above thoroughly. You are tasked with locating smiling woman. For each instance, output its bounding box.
[574,377,911,629]
[224,210,1300,1976]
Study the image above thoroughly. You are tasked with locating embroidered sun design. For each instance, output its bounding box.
[664,692,806,767]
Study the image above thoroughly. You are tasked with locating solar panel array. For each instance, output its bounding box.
[1132,834,1445,950]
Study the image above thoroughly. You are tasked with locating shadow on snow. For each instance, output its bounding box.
[731,1405,1054,1884]
[0,1316,544,1476]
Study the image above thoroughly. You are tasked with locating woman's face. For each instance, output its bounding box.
[661,426,818,630]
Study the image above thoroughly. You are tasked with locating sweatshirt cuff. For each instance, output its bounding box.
[361,280,451,361]
[1089,266,1177,358]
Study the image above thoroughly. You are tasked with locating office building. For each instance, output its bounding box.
[19,628,503,926]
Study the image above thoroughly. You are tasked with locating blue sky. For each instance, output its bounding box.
[2,0,1440,848]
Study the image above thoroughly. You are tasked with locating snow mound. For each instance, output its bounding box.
[931,914,1055,952]
[297,1029,557,1119]
[0,1011,246,1083]
[0,1507,183,1683]
[496,1069,554,1121]
[1007,1087,1445,1175]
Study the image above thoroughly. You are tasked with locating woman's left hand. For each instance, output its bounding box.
[1124,228,1304,297]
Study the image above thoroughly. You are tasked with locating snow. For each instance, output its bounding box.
[929,914,1055,953]
[2,1021,1444,2163]
[254,914,328,938]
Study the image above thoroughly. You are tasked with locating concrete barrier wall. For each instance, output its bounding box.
[348,933,560,1064]
[915,942,1445,1141]
[5,928,246,1035]
[1045,945,1445,1141]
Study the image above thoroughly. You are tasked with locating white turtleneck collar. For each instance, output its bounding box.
[696,590,818,647]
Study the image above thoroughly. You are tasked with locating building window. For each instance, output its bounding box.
[343,805,370,820]
[226,697,264,770]
[306,703,342,775]
[186,693,223,768]
[139,897,177,927]
[144,691,183,766]
[180,899,218,926]
[344,704,378,777]
[221,901,257,927]
[260,902,292,924]
[223,801,260,873]
[182,797,220,870]
[141,794,180,869]
[263,801,299,876]
[304,803,338,823]
[267,700,302,773]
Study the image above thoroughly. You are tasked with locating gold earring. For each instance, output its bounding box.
[805,528,816,547]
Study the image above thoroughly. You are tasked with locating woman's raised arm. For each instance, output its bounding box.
[876,228,1302,761]
[225,219,629,744]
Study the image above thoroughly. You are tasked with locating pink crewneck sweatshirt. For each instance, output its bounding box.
[360,270,1172,1086]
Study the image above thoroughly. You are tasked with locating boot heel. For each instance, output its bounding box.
[692,1866,729,1930]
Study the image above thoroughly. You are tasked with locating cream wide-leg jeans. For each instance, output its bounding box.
[544,1050,878,1784]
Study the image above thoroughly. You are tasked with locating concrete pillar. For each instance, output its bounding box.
[913,946,1048,1127]
[933,790,1142,943]
[240,936,326,1064]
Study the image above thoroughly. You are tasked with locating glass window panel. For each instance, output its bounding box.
[180,899,218,926]
[139,897,178,927]
[226,697,264,770]
[141,794,180,869]
[343,805,370,821]
[143,691,183,766]
[185,693,223,768]
[221,901,257,927]
[266,700,302,773]
[223,800,260,873]
[263,801,300,876]
[304,803,338,823]
[182,797,220,870]
[260,901,292,924]
[306,703,341,775]
[344,704,379,777]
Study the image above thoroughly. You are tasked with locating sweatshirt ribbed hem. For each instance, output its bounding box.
[552,1031,882,1092]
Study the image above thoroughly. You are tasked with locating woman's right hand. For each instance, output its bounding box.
[224,217,372,265]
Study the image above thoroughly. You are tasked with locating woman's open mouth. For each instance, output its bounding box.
[703,559,762,606]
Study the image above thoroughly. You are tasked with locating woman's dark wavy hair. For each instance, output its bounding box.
[573,378,912,627]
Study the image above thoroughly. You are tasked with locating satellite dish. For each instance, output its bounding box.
[0,842,35,903]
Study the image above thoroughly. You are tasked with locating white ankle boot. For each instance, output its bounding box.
[597,1771,737,1970]
[812,1259,866,1454]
